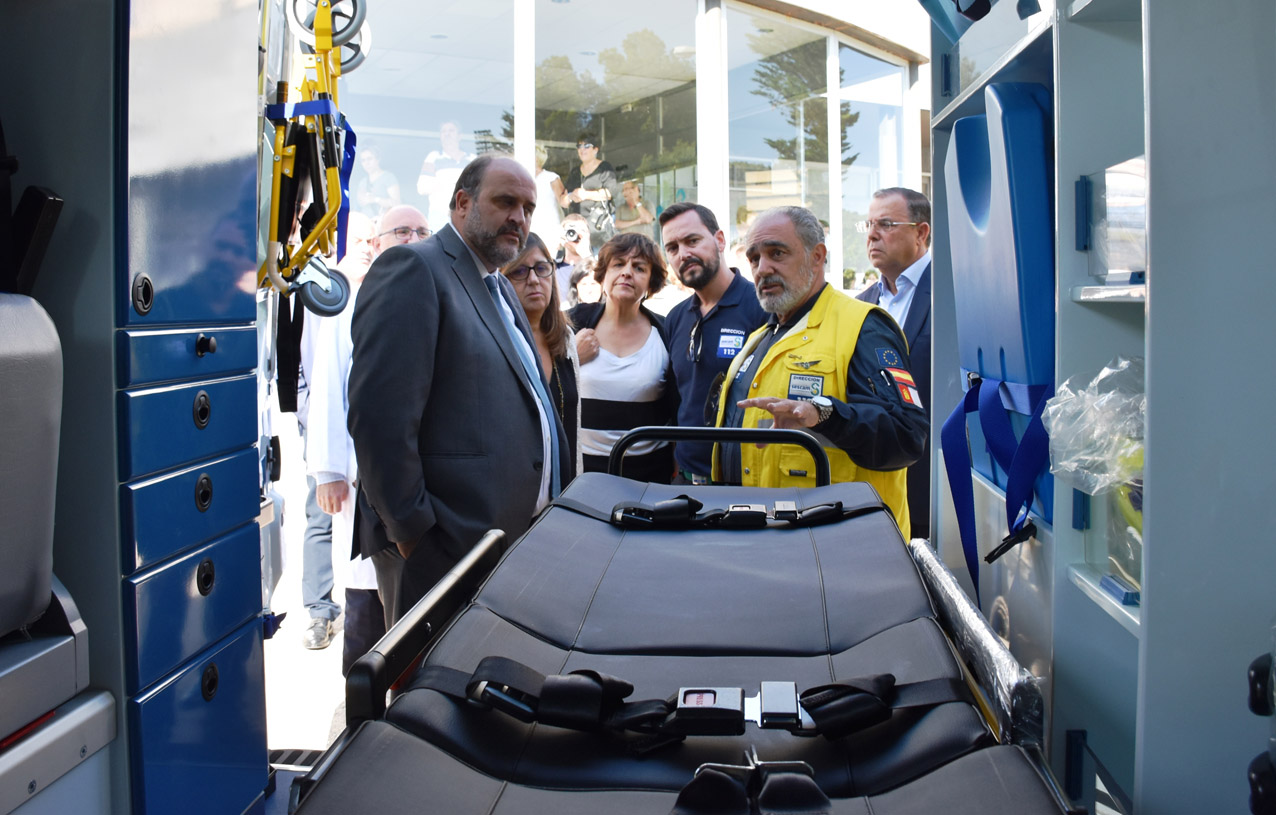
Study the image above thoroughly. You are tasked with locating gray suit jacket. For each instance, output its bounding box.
[347,224,569,599]
[859,262,931,538]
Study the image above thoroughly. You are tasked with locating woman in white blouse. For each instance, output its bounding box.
[567,233,676,483]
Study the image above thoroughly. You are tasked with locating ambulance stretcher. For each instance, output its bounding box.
[287,429,1077,814]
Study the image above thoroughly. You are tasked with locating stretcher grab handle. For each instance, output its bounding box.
[344,529,506,728]
[610,426,832,487]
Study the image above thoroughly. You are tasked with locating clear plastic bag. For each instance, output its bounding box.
[1041,356,1145,496]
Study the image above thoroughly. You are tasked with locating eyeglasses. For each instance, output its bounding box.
[506,261,555,281]
[855,219,920,233]
[576,143,595,150]
[687,316,704,362]
[379,226,431,240]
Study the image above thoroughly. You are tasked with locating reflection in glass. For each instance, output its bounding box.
[532,0,696,251]
[838,43,906,290]
[337,1,515,232]
[728,12,838,248]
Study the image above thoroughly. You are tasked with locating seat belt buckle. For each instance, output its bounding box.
[668,687,745,736]
[612,506,655,527]
[772,501,799,522]
[743,681,818,734]
[473,680,537,722]
[719,504,767,528]
[985,520,1037,564]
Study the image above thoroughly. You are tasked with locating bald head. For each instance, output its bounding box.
[375,205,430,254]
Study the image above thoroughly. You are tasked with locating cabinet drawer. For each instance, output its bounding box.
[128,620,266,815]
[124,523,260,692]
[117,325,256,387]
[118,374,256,479]
[122,447,260,572]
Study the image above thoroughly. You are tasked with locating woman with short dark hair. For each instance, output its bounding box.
[567,233,675,482]
[560,132,621,249]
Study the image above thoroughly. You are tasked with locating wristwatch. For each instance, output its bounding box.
[811,395,834,425]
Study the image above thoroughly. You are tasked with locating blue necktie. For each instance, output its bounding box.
[484,273,562,497]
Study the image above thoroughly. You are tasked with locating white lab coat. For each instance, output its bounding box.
[306,284,378,591]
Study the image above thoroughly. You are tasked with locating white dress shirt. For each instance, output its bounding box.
[876,249,932,331]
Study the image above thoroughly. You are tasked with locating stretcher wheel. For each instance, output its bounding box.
[297,265,350,316]
[301,19,372,73]
[287,0,366,48]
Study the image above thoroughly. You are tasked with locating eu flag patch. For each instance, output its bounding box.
[876,347,903,368]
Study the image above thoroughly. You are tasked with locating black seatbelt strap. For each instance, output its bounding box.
[551,494,883,531]
[413,657,970,743]
[276,294,305,413]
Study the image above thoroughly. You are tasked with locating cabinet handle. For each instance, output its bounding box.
[201,662,219,701]
[131,273,154,315]
[195,473,214,512]
[195,333,218,356]
[192,390,211,429]
[196,557,216,596]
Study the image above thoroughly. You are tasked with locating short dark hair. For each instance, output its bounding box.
[658,201,720,234]
[593,232,668,296]
[501,232,570,358]
[449,152,507,212]
[576,132,598,147]
[872,187,931,246]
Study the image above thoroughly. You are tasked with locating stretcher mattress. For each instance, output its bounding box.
[294,474,1062,813]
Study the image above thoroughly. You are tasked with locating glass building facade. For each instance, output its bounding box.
[338,0,926,289]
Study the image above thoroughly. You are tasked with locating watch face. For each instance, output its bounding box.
[812,396,832,408]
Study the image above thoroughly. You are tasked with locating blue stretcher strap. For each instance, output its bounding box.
[336,121,356,261]
[264,99,341,121]
[941,385,984,605]
[941,376,1053,607]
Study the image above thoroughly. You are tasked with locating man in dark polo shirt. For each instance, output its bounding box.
[659,202,768,485]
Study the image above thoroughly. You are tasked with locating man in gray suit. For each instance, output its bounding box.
[857,187,932,540]
[347,155,571,623]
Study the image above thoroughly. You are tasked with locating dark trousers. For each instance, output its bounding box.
[341,587,387,677]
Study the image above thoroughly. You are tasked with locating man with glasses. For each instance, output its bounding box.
[373,204,431,255]
[659,202,767,485]
[348,155,570,624]
[856,187,932,539]
[712,206,927,535]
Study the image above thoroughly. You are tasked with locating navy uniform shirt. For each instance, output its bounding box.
[663,269,768,477]
[720,284,927,483]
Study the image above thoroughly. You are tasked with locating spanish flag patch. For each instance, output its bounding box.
[885,367,923,409]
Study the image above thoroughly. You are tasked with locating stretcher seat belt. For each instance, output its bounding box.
[552,494,882,531]
[940,373,1051,606]
[414,656,968,746]
[671,753,832,815]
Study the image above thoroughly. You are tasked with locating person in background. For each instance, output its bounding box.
[568,233,675,483]
[657,202,767,486]
[295,215,378,650]
[615,180,655,240]
[416,121,475,234]
[713,206,927,532]
[570,264,601,307]
[307,209,426,674]
[856,187,932,539]
[556,212,593,307]
[353,146,400,219]
[561,132,620,250]
[502,233,583,476]
[374,205,430,254]
[348,155,571,624]
[531,144,566,246]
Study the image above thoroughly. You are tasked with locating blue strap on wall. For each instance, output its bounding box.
[941,376,1052,607]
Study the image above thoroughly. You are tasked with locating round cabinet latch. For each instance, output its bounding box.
[192,390,211,429]
[195,333,218,357]
[201,662,219,701]
[196,558,216,596]
[195,474,213,512]
[131,273,154,315]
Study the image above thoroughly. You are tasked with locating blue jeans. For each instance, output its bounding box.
[300,424,340,621]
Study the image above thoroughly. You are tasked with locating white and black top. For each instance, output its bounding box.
[577,323,674,483]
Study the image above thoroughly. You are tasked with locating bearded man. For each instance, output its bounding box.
[712,206,927,534]
[347,155,571,623]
